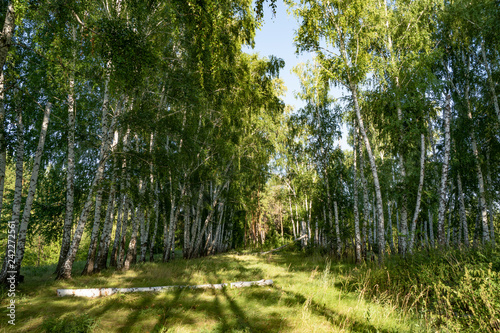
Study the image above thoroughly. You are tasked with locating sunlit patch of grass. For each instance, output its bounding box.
[0,251,426,332]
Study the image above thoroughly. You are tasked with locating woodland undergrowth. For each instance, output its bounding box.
[341,247,500,332]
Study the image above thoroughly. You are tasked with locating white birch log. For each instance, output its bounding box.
[57,279,274,298]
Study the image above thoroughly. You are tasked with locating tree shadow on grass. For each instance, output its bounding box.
[14,254,286,332]
[277,287,395,333]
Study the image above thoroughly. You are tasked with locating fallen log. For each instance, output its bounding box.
[259,234,308,255]
[57,279,273,298]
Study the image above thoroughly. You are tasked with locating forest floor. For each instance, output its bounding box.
[0,250,429,333]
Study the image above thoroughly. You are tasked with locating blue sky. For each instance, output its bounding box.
[243,1,351,150]
[243,1,312,110]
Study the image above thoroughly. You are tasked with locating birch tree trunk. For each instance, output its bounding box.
[95,178,116,271]
[289,197,296,239]
[485,150,495,246]
[110,190,124,267]
[82,184,105,275]
[56,95,119,280]
[0,3,15,223]
[428,208,435,248]
[326,181,334,245]
[82,70,114,275]
[123,207,139,271]
[149,182,160,262]
[480,41,500,124]
[334,7,381,260]
[0,103,51,282]
[0,1,15,74]
[56,25,77,274]
[387,203,395,254]
[117,199,130,270]
[357,129,370,257]
[408,134,426,253]
[0,72,6,224]
[457,172,469,247]
[110,128,130,267]
[192,180,229,258]
[437,94,451,246]
[462,55,490,244]
[140,133,155,263]
[0,108,23,277]
[334,201,341,256]
[352,85,385,261]
[353,133,361,262]
[96,150,119,271]
[139,203,148,263]
[11,109,24,231]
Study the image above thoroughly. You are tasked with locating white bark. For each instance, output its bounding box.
[57,96,119,279]
[334,201,341,256]
[481,41,500,124]
[486,150,495,246]
[326,181,333,248]
[387,203,395,254]
[428,208,435,248]
[82,65,114,275]
[357,130,370,256]
[457,172,469,247]
[408,134,426,253]
[149,182,160,262]
[0,2,15,74]
[111,128,130,267]
[0,2,15,225]
[332,3,380,259]
[462,54,490,244]
[0,72,6,226]
[95,159,117,271]
[0,108,23,278]
[11,109,24,232]
[353,134,361,262]
[123,207,139,271]
[4,103,51,279]
[437,94,451,246]
[289,197,296,239]
[56,25,77,274]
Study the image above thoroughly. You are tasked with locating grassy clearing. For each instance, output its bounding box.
[0,251,424,332]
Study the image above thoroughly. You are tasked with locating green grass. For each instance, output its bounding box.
[0,251,425,332]
[343,247,500,333]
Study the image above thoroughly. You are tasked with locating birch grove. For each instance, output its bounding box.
[0,0,498,284]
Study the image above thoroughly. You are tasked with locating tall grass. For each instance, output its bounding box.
[343,247,500,332]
